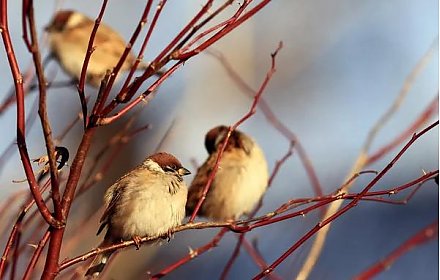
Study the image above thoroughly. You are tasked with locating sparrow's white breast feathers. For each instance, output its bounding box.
[103,164,187,240]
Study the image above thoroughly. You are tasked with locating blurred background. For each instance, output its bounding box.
[0,0,438,279]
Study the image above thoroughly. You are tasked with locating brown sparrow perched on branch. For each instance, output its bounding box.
[46,10,150,87]
[85,152,190,277]
[186,125,269,221]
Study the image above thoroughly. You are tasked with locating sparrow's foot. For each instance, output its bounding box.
[132,235,142,250]
[161,229,173,242]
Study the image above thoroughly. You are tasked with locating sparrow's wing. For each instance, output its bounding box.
[64,22,135,83]
[97,165,143,235]
[186,157,215,215]
[97,183,123,236]
[66,20,127,57]
[94,25,135,67]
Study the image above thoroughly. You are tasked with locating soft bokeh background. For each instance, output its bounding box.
[0,1,438,279]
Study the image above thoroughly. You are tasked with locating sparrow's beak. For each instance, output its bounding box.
[178,167,191,176]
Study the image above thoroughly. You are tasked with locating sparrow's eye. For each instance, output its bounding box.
[164,166,176,173]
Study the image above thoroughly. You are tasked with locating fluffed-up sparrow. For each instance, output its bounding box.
[186,125,269,221]
[46,10,155,87]
[85,152,190,277]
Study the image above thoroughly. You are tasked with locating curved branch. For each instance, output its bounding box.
[24,0,62,220]
[296,37,439,280]
[253,121,439,279]
[189,42,283,221]
[0,0,60,229]
[354,220,438,280]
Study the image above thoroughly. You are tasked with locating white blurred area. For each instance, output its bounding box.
[0,1,438,279]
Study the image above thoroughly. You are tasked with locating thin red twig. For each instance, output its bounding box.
[270,170,437,219]
[243,239,283,280]
[98,0,154,112]
[174,0,235,54]
[110,0,211,106]
[219,142,295,276]
[95,60,183,126]
[269,142,295,188]
[57,169,437,274]
[22,229,51,280]
[150,229,229,279]
[76,0,109,127]
[189,42,283,222]
[119,0,156,92]
[251,120,439,279]
[208,49,323,197]
[24,0,62,225]
[41,128,96,279]
[220,233,245,280]
[175,0,272,60]
[101,0,272,121]
[9,223,21,280]
[354,220,438,280]
[0,179,51,278]
[367,95,438,164]
[0,0,60,229]
[77,115,150,195]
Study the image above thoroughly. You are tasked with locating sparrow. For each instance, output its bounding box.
[186,125,269,221]
[45,10,152,87]
[85,152,190,277]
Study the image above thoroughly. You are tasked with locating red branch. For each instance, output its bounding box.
[209,49,323,197]
[77,0,109,127]
[218,143,295,276]
[367,94,439,164]
[354,220,438,280]
[220,233,245,280]
[269,143,294,188]
[0,0,60,229]
[107,0,212,109]
[99,0,274,123]
[243,239,283,280]
[189,41,283,222]
[118,0,156,98]
[150,229,228,279]
[251,120,439,279]
[95,60,183,126]
[174,0,272,60]
[23,0,62,224]
[176,0,235,54]
[98,0,154,113]
[41,128,96,279]
[56,169,437,274]
[0,179,51,278]
[22,229,51,280]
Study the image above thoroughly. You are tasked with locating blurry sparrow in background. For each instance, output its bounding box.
[46,10,156,87]
[85,152,190,278]
[186,125,269,221]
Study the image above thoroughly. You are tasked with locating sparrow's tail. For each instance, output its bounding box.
[85,239,115,278]
[84,250,114,278]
